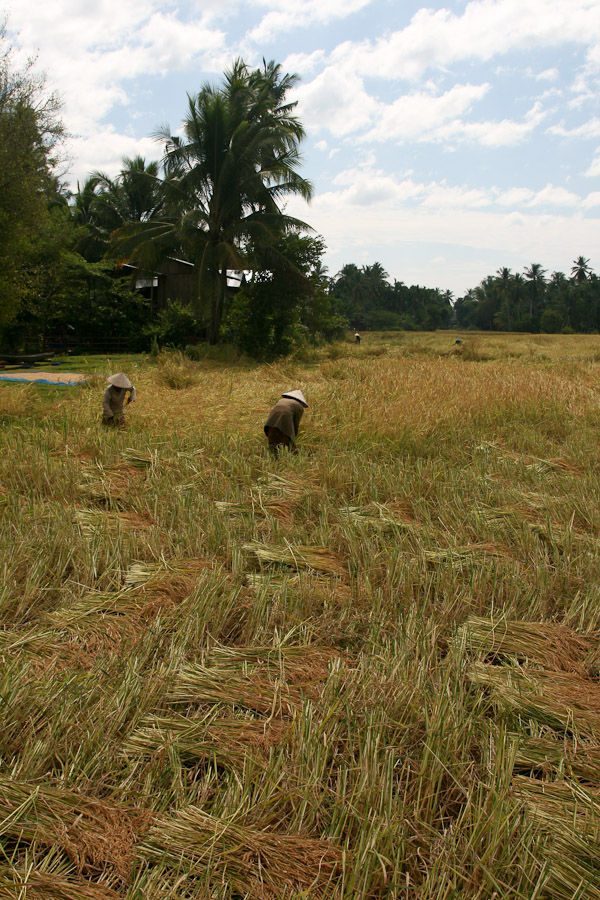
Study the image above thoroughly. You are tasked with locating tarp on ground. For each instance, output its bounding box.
[0,371,88,386]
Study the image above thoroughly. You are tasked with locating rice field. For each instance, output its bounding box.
[3,330,600,897]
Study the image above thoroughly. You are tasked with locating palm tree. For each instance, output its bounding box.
[113,59,313,343]
[571,256,593,283]
[523,262,546,321]
[495,266,514,330]
[71,158,166,262]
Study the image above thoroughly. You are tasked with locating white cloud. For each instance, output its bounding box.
[437,101,546,147]
[582,192,600,208]
[294,66,379,135]
[247,0,372,42]
[282,49,327,77]
[528,184,581,207]
[67,131,160,186]
[496,187,536,206]
[365,83,489,142]
[536,68,559,81]
[341,0,600,82]
[548,117,600,138]
[7,2,226,138]
[421,183,491,208]
[585,152,600,176]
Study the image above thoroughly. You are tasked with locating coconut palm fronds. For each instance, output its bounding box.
[458,615,594,673]
[0,778,150,882]
[139,808,343,898]
[468,662,600,737]
[243,541,348,579]
[167,664,315,715]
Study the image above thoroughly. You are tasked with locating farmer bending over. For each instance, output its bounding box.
[102,372,136,427]
[264,390,307,455]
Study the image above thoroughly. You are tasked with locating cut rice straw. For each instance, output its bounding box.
[468,661,600,737]
[0,777,150,881]
[167,664,320,715]
[458,615,595,674]
[139,808,343,898]
[243,541,348,579]
[476,441,583,474]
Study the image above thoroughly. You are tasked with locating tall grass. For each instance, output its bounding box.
[3,331,600,897]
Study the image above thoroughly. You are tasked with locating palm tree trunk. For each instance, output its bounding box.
[208,267,228,344]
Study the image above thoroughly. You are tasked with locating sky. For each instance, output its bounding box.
[5,0,600,297]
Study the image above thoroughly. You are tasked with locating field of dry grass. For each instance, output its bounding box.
[3,330,600,898]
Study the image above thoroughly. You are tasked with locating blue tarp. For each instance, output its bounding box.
[0,373,87,386]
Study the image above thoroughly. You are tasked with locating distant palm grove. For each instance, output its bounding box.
[0,22,597,358]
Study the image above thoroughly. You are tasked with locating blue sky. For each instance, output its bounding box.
[6,0,600,296]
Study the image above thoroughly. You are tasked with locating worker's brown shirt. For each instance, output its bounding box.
[264,398,304,445]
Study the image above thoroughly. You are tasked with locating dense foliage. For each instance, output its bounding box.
[329,262,453,331]
[454,259,600,333]
[0,20,64,329]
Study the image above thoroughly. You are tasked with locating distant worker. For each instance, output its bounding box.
[355,332,361,344]
[102,372,136,427]
[264,389,308,455]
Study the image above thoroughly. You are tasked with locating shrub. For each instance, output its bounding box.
[156,349,200,389]
[144,302,205,350]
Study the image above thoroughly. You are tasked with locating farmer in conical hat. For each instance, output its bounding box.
[264,389,307,455]
[102,372,136,427]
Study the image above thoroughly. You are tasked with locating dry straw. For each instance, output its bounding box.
[459,615,595,674]
[476,441,583,474]
[243,541,348,579]
[0,777,149,882]
[0,873,123,899]
[167,663,322,715]
[124,712,290,770]
[513,733,600,782]
[468,661,600,737]
[74,508,153,535]
[140,808,343,898]
[339,501,421,532]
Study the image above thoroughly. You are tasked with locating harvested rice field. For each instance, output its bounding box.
[4,330,600,897]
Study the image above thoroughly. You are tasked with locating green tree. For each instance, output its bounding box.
[113,59,313,344]
[0,20,64,329]
[571,256,593,283]
[223,234,345,358]
[523,263,546,327]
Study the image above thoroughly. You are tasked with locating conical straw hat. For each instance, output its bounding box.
[282,389,307,407]
[107,372,132,389]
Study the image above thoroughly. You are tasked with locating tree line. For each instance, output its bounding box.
[453,260,599,333]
